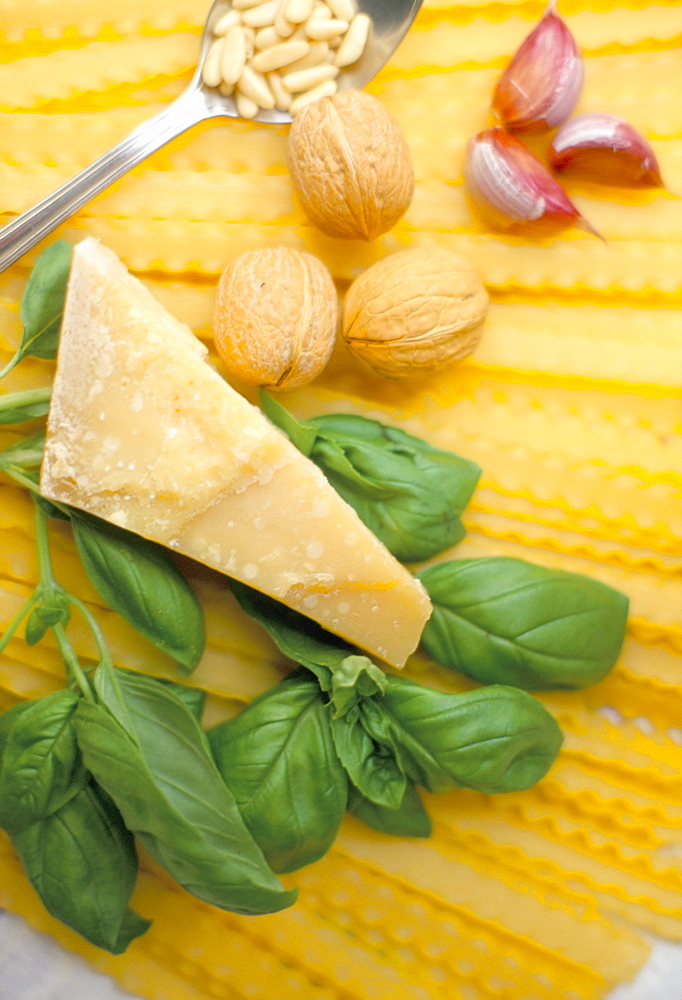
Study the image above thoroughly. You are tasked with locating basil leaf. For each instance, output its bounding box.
[1,242,72,378]
[260,390,318,456]
[0,387,52,425]
[115,667,206,722]
[208,672,347,873]
[262,394,480,562]
[347,782,431,838]
[70,511,205,673]
[418,557,629,690]
[11,779,150,954]
[379,677,563,794]
[230,580,362,691]
[330,707,406,809]
[329,654,387,718]
[75,666,296,915]
[24,590,71,646]
[0,690,87,833]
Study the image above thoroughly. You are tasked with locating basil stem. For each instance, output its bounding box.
[418,556,629,690]
[0,387,52,425]
[261,391,481,562]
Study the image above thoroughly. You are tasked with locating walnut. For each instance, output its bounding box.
[212,246,338,390]
[341,248,489,379]
[287,89,414,241]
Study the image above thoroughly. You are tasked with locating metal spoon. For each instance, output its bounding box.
[0,0,422,273]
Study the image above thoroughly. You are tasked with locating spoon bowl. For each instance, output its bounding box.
[0,0,423,271]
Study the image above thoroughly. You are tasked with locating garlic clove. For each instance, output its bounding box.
[465,127,599,236]
[548,112,664,188]
[492,1,583,133]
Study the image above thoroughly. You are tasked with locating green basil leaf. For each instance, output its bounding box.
[0,387,52,425]
[378,677,563,794]
[70,511,205,673]
[75,666,296,915]
[330,708,406,809]
[230,580,362,691]
[24,598,71,646]
[0,690,87,833]
[262,394,481,562]
[329,654,387,718]
[11,779,150,954]
[1,242,73,378]
[208,672,347,873]
[259,391,318,456]
[418,557,629,690]
[347,782,431,838]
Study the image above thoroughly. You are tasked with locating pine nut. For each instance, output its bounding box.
[241,0,280,28]
[219,80,235,96]
[213,9,241,36]
[243,25,256,59]
[250,39,310,72]
[283,0,314,23]
[254,25,280,49]
[306,3,331,22]
[202,37,225,88]
[305,17,348,41]
[231,0,274,8]
[238,64,276,108]
[282,40,329,73]
[326,0,354,20]
[267,71,292,110]
[235,91,260,118]
[334,12,369,67]
[220,25,248,86]
[282,62,338,92]
[289,78,337,115]
[274,0,297,37]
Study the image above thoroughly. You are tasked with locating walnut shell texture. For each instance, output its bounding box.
[287,89,414,241]
[342,248,489,379]
[213,246,338,391]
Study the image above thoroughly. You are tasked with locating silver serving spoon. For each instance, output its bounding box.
[0,0,422,273]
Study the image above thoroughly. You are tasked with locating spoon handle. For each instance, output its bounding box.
[0,86,211,274]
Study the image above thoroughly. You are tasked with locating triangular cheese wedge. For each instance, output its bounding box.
[40,238,431,667]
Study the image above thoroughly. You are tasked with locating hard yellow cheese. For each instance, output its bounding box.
[40,238,431,667]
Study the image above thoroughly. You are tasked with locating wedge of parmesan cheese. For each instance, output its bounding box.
[40,238,432,667]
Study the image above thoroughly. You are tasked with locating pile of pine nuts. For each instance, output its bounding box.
[201,0,371,117]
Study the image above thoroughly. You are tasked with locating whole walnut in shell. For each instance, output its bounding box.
[287,90,414,242]
[213,246,338,391]
[341,248,489,379]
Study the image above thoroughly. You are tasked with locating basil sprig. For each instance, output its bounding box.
[228,580,563,858]
[418,557,629,690]
[261,391,480,562]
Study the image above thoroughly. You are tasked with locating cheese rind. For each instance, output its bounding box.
[40,238,431,667]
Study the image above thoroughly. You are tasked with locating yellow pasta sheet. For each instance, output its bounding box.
[1,1,682,999]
